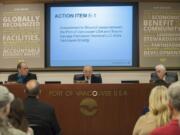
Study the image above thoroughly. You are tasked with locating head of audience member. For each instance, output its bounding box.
[83,66,93,79]
[25,80,40,98]
[8,97,29,132]
[155,64,166,80]
[17,62,29,77]
[168,81,180,120]
[149,85,169,126]
[0,86,14,119]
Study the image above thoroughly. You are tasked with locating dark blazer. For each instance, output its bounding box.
[8,73,37,84]
[24,97,61,135]
[74,74,102,83]
[150,72,178,84]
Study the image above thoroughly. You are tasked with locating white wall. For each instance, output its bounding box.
[1,71,180,84]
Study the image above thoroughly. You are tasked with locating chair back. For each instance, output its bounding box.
[150,71,178,83]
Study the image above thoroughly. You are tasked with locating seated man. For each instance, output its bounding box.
[150,64,178,85]
[24,80,61,135]
[74,66,102,83]
[8,62,37,84]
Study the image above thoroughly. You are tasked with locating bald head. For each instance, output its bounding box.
[83,66,93,79]
[25,80,40,96]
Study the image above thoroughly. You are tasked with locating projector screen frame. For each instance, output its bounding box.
[45,2,139,70]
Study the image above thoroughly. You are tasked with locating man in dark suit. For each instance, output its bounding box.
[74,66,102,83]
[150,64,178,84]
[8,62,37,84]
[24,80,61,135]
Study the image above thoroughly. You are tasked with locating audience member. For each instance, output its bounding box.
[150,64,178,85]
[0,86,26,135]
[24,80,61,135]
[74,65,102,83]
[8,62,37,84]
[8,98,34,135]
[133,86,170,135]
[151,81,180,135]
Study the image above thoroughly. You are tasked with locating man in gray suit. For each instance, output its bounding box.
[150,64,178,84]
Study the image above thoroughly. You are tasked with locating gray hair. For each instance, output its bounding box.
[155,64,166,71]
[0,86,14,109]
[168,81,180,111]
[83,65,93,72]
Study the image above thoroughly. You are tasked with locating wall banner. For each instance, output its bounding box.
[0,4,44,68]
[139,2,180,67]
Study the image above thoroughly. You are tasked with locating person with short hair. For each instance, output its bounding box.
[74,66,102,83]
[150,64,178,85]
[133,86,170,135]
[0,86,26,135]
[151,81,180,135]
[8,62,37,84]
[154,64,166,80]
[24,80,61,135]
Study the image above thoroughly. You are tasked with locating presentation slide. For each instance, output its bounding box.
[48,5,134,67]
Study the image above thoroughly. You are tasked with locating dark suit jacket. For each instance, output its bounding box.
[24,97,61,135]
[150,72,178,84]
[8,73,37,84]
[74,74,102,83]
